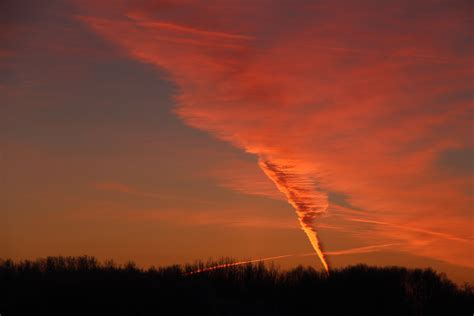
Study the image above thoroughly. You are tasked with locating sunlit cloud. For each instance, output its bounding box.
[79,0,473,269]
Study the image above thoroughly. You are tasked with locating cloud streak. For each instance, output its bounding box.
[187,243,401,275]
[259,158,329,271]
[94,181,217,205]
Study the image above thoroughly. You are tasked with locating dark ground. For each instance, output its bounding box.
[1,256,472,315]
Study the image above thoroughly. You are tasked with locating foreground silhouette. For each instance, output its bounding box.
[1,256,472,315]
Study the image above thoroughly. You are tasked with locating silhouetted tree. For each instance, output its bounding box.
[0,256,472,315]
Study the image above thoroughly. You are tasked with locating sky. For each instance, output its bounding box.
[1,0,473,282]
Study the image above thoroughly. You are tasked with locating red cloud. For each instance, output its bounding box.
[79,0,473,269]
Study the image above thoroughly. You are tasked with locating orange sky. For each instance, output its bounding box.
[2,0,473,282]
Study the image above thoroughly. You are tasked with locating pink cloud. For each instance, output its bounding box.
[79,0,473,269]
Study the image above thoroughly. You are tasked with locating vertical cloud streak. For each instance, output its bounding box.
[259,158,329,271]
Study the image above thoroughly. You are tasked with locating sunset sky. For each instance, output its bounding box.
[2,0,473,282]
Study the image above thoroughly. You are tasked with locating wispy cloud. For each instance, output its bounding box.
[209,159,284,200]
[93,181,217,206]
[69,203,299,230]
[80,0,473,269]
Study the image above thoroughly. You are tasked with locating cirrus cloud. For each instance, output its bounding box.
[78,0,473,269]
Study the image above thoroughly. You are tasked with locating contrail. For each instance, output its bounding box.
[186,243,398,275]
[258,158,330,272]
[185,254,295,275]
[305,243,400,256]
[343,217,471,243]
